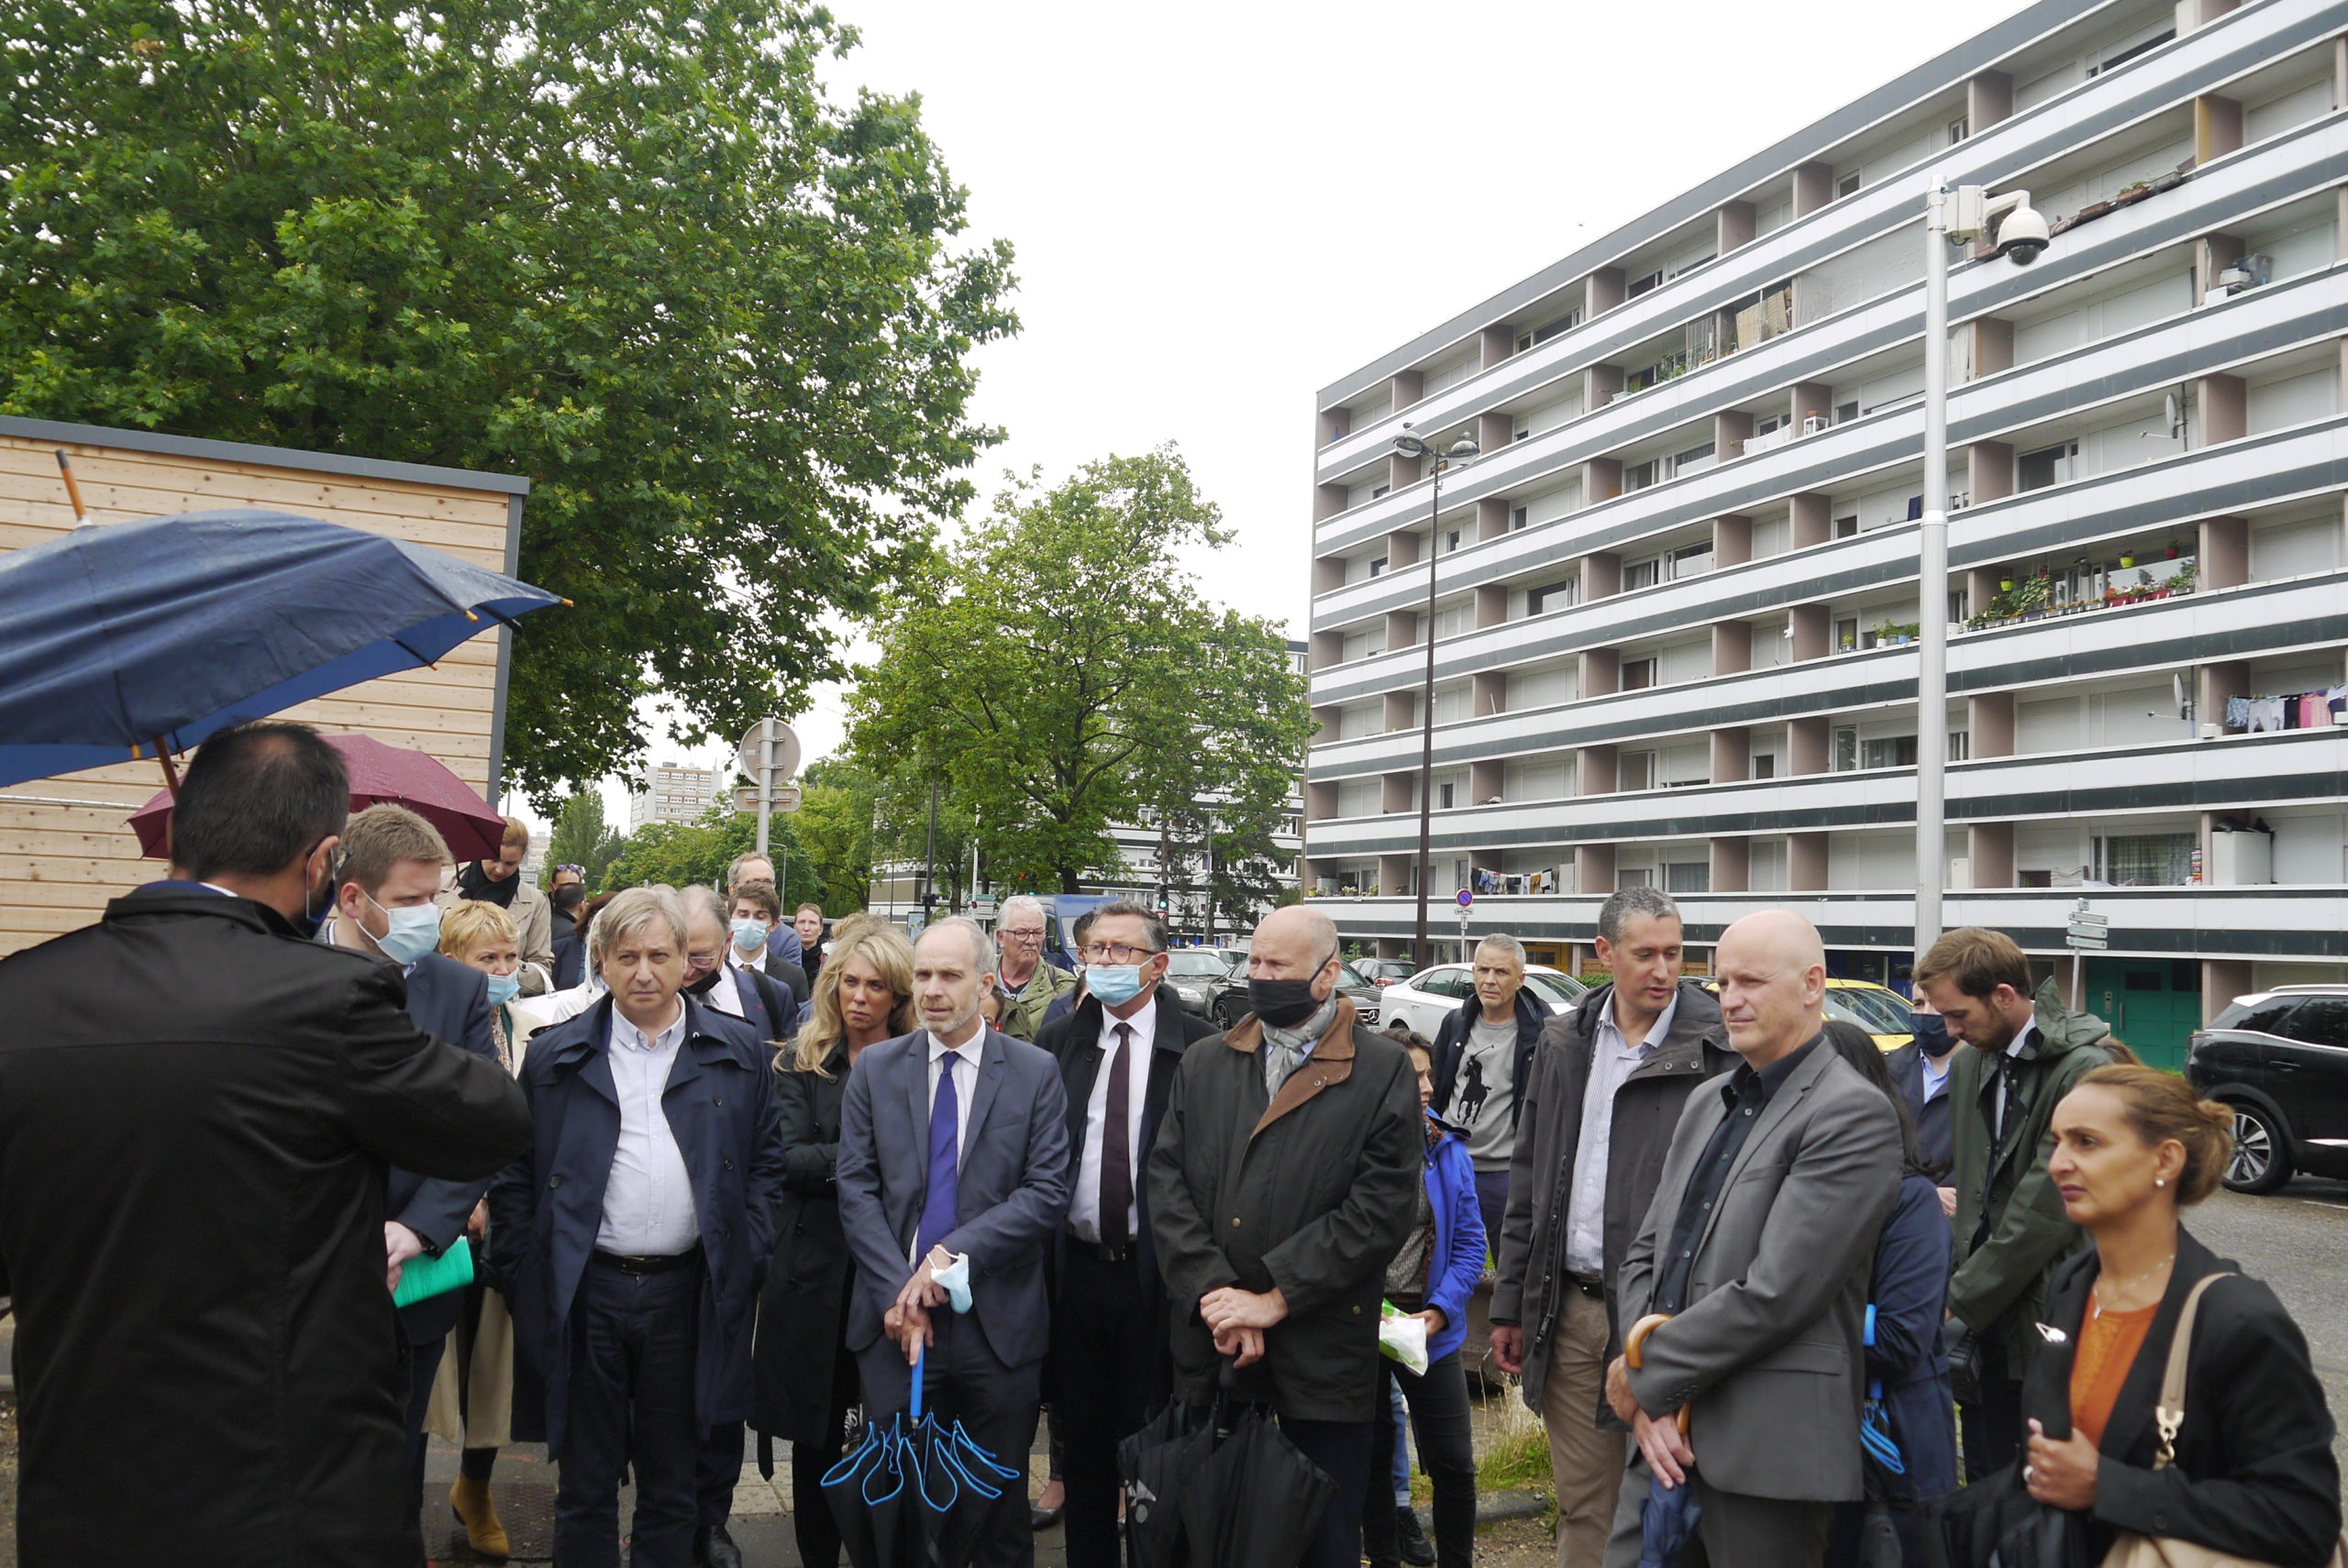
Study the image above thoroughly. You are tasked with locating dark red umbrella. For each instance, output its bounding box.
[127,732,504,862]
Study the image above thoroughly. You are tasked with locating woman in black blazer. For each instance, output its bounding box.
[750,917,917,1568]
[2017,1064,2339,1563]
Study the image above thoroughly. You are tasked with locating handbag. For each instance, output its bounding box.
[2099,1274,2347,1568]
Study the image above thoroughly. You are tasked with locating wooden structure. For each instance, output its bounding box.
[0,416,529,957]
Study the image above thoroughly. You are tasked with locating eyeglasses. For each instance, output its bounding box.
[1000,927,1046,941]
[554,863,585,875]
[1080,942,1162,965]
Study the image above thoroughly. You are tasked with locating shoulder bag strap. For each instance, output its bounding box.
[2151,1272,2235,1469]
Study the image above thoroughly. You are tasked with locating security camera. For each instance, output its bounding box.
[1995,203,2051,266]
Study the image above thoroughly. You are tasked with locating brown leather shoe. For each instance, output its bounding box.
[449,1475,511,1561]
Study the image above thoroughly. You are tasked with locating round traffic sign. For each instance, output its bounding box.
[1456,889,1473,908]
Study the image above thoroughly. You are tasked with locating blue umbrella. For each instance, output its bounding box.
[1625,1314,1701,1568]
[0,508,562,788]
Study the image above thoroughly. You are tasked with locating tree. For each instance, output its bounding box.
[543,790,625,891]
[791,756,881,917]
[848,448,1312,898]
[599,807,757,897]
[0,0,1015,804]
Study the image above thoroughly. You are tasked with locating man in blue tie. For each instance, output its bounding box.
[836,917,1071,1568]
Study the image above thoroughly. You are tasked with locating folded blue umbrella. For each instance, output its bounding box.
[0,508,562,788]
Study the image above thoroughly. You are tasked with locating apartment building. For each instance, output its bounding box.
[629,762,721,829]
[1301,0,2348,1063]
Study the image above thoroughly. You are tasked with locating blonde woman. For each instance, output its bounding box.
[750,916,916,1568]
[425,899,540,1560]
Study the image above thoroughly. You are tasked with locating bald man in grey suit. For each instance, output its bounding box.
[1600,911,1900,1568]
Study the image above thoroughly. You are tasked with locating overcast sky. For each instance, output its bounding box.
[577,0,2036,834]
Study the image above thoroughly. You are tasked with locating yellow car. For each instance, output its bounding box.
[1704,977,1916,1050]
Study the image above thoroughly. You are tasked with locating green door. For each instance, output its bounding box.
[2083,957,2202,1072]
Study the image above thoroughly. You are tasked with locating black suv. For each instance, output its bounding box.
[2185,986,2348,1193]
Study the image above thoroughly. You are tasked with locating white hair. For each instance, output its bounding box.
[997,894,1046,928]
[1476,933,1527,968]
[590,887,688,966]
[920,915,998,978]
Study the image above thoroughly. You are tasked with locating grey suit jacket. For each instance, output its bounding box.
[835,1026,1070,1369]
[1617,1035,1900,1503]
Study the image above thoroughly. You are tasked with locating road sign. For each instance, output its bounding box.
[735,718,802,783]
[1456,888,1473,908]
[2066,903,2109,951]
[733,784,802,815]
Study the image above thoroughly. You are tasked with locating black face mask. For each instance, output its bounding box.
[683,968,724,999]
[294,843,346,942]
[1911,1013,1953,1055]
[1250,949,1336,1028]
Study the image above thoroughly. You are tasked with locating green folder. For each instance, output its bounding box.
[392,1237,475,1309]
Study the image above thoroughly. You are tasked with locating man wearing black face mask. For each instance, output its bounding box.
[1148,905,1421,1568]
[1885,988,1957,1190]
[0,721,532,1568]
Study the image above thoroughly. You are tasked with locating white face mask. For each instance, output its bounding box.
[361,889,442,966]
[732,918,769,955]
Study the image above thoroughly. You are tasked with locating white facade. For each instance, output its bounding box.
[1303,0,2348,1063]
[629,763,720,830]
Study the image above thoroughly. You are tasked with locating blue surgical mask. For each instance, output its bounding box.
[731,917,770,954]
[1911,1013,1953,1055]
[485,971,521,1009]
[1087,964,1146,1007]
[363,890,443,966]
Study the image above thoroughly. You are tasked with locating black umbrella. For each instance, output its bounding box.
[1117,1400,1214,1568]
[1173,1391,1338,1568]
[822,1344,1022,1568]
[822,1412,924,1568]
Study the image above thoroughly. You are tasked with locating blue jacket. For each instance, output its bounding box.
[1416,1111,1487,1364]
[1868,1171,1958,1500]
[388,952,500,1346]
[488,994,788,1457]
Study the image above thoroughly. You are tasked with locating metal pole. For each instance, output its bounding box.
[756,719,774,859]
[1414,464,1444,969]
[1916,181,1952,957]
[923,775,939,910]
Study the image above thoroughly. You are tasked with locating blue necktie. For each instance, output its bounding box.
[917,1051,961,1258]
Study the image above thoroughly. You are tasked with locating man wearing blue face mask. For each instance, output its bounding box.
[1885,988,1958,1190]
[330,803,504,1533]
[1035,900,1216,1568]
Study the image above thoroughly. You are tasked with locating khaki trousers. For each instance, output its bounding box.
[1541,1285,1631,1568]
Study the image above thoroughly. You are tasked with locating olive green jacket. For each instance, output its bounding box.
[998,958,1078,1043]
[1946,977,2116,1374]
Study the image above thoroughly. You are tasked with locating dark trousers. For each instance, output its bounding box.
[696,1419,744,1529]
[1364,1353,1478,1568]
[1281,1417,1372,1568]
[857,1311,1043,1568]
[1053,1245,1166,1568]
[790,1342,863,1568]
[404,1333,449,1526]
[555,1264,703,1568]
[1471,1169,1508,1266]
[1958,1336,2022,1482]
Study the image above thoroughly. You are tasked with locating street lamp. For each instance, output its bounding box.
[1393,422,1480,968]
[1917,181,2049,953]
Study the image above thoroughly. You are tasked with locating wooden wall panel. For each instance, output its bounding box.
[0,429,525,957]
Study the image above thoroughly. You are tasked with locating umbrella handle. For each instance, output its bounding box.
[910,1338,924,1426]
[1621,1314,1691,1437]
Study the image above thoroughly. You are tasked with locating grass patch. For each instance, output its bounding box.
[1476,1375,1551,1493]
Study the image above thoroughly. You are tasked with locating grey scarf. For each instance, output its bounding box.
[1260,995,1340,1095]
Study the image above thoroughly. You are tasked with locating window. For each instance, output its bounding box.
[1445,529,1463,553]
[1664,861,1711,894]
[2284,1000,2348,1049]
[1949,730,1970,762]
[1368,556,1388,578]
[1622,658,1657,690]
[1837,171,1862,199]
[1834,616,1859,650]
[2018,442,2077,491]
[1436,781,1455,810]
[1862,734,1918,768]
[1669,441,1716,477]
[1947,116,1969,144]
[1628,270,1664,297]
[1834,401,1860,424]
[1669,542,1713,579]
[1752,754,1778,780]
[1947,588,1968,623]
[1620,750,1656,790]
[1511,506,1528,530]
[1515,310,1582,350]
[1754,413,1788,436]
[1834,515,1860,539]
[1528,579,1576,614]
[2212,997,2301,1035]
[2096,832,2194,886]
[1623,459,1658,492]
[1624,558,1661,590]
[1616,867,1654,889]
[2089,28,2172,75]
[1833,726,1859,770]
[1371,484,1390,499]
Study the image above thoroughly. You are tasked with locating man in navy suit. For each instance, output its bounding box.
[327,804,504,1535]
[836,917,1071,1568]
[489,886,786,1568]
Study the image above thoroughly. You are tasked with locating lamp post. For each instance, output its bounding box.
[1917,180,2048,955]
[1392,424,1480,968]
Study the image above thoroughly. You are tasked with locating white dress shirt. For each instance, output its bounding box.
[1069,1001,1154,1242]
[596,1000,701,1257]
[700,968,748,1020]
[1562,991,1679,1277]
[926,1028,982,1165]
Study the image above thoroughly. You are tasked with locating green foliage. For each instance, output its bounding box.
[792,756,880,916]
[0,0,1016,804]
[847,448,1312,899]
[599,804,758,896]
[543,790,626,892]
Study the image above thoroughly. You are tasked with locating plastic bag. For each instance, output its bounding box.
[1378,1300,1429,1375]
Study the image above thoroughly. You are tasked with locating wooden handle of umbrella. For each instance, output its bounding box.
[1622,1313,1691,1436]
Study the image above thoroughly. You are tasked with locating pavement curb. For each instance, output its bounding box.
[1477,1489,1548,1524]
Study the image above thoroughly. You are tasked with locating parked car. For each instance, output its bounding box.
[1377,964,1589,1041]
[1352,957,1415,988]
[1699,976,1914,1050]
[1161,947,1242,1016]
[2186,985,2348,1193]
[1204,956,1382,1029]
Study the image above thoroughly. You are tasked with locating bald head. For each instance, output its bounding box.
[1248,905,1343,1000]
[1713,910,1828,1066]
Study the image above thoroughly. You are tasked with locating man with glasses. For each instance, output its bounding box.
[1036,900,1215,1568]
[996,894,1076,1042]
